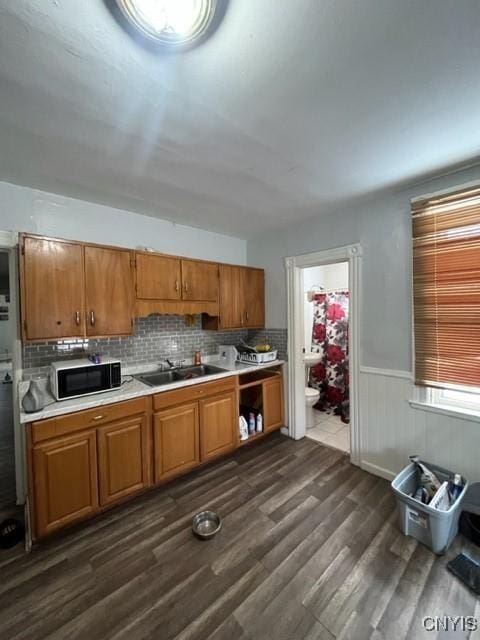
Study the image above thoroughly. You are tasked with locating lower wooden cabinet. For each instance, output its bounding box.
[263,376,284,432]
[28,369,284,539]
[199,392,236,461]
[153,402,200,482]
[97,415,150,506]
[32,430,98,537]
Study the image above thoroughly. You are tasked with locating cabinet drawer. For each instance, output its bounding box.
[32,397,150,443]
[153,376,236,411]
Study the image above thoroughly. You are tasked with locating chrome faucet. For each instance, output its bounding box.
[158,358,186,371]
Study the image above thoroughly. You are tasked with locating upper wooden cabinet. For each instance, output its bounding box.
[203,265,265,330]
[20,233,265,339]
[181,259,218,302]
[20,234,134,342]
[21,236,86,340]
[135,253,218,302]
[135,253,182,301]
[216,264,244,329]
[243,267,265,328]
[84,246,134,337]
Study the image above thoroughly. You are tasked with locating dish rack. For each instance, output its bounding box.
[237,350,278,364]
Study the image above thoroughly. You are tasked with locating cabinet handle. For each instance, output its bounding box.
[184,281,188,293]
[90,310,95,326]
[246,311,250,322]
[240,314,244,326]
[92,415,104,421]
[75,310,80,325]
[175,280,179,292]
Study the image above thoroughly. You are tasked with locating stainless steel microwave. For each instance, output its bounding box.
[50,358,122,401]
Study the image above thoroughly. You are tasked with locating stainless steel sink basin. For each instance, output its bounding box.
[135,370,183,386]
[175,365,227,380]
[135,364,227,388]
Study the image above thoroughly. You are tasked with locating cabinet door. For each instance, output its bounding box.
[97,415,150,506]
[243,267,265,328]
[136,253,182,300]
[33,431,98,537]
[21,236,85,340]
[181,260,218,302]
[199,391,236,461]
[263,376,284,432]
[218,265,244,329]
[153,403,199,482]
[85,246,134,336]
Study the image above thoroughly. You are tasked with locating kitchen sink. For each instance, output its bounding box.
[135,364,227,387]
[175,365,227,379]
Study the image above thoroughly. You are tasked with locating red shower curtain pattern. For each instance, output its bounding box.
[309,291,349,422]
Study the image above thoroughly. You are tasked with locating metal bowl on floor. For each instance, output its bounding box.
[192,510,222,540]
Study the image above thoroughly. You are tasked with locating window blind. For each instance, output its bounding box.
[412,185,480,390]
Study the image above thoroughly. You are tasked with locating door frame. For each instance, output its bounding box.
[0,231,25,502]
[284,243,362,466]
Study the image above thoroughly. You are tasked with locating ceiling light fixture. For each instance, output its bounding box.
[115,0,218,50]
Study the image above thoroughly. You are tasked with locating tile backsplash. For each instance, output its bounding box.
[22,314,288,380]
[22,316,245,379]
[247,328,288,361]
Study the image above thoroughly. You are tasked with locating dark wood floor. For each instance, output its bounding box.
[0,434,478,640]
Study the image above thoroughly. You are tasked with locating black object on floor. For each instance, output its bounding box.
[0,518,24,549]
[447,553,480,595]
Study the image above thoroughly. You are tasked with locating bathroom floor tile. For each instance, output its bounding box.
[317,416,344,434]
[312,409,330,424]
[306,423,350,454]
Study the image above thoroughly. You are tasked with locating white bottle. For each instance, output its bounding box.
[256,413,263,433]
[239,416,249,441]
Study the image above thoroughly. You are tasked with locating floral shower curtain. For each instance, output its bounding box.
[309,291,349,422]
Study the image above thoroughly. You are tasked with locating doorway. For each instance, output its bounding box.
[303,261,350,453]
[0,250,16,517]
[285,244,361,466]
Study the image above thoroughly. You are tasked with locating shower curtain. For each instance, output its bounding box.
[309,291,349,422]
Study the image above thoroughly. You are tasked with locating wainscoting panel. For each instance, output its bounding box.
[359,367,480,483]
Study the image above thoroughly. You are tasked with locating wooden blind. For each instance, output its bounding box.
[412,185,480,390]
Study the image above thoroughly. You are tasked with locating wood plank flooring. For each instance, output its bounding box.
[0,434,478,640]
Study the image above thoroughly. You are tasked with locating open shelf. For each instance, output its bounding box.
[238,429,274,447]
[238,366,282,389]
[237,364,284,445]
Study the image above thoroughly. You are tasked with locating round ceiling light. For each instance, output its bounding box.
[115,0,218,49]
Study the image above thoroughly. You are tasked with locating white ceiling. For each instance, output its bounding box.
[0,1,479,238]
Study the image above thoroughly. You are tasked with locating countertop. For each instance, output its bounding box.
[19,358,285,424]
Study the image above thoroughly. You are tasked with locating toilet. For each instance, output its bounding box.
[305,387,320,428]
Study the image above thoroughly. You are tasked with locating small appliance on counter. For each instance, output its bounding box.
[218,345,239,369]
[50,357,122,401]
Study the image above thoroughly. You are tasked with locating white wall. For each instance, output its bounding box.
[0,181,247,264]
[303,263,349,351]
[247,164,480,481]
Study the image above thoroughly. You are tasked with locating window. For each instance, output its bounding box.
[412,184,480,413]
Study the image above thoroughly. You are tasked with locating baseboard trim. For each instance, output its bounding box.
[361,460,396,481]
[360,366,413,380]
